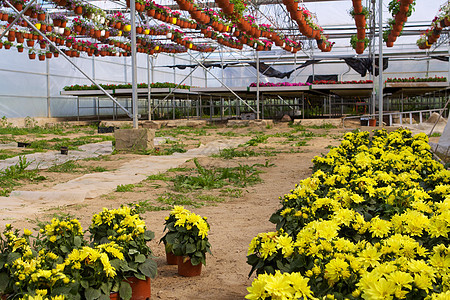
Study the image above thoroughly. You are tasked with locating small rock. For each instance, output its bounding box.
[280,114,292,122]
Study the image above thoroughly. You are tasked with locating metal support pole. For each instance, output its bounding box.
[147,55,152,120]
[378,0,383,127]
[130,0,138,128]
[0,0,36,40]
[46,58,51,118]
[256,51,260,119]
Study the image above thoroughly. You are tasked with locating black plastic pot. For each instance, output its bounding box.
[60,146,68,155]
[18,142,31,147]
[98,126,115,133]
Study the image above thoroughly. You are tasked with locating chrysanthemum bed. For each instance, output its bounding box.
[246,129,450,300]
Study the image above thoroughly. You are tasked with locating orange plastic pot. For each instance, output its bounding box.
[368,118,376,126]
[110,292,120,300]
[166,251,179,265]
[126,276,151,300]
[178,257,202,277]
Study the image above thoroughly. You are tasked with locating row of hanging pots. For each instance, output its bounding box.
[282,0,332,52]
[385,0,414,47]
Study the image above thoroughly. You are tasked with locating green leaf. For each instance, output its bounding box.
[6,252,21,265]
[98,295,110,300]
[135,254,146,263]
[0,272,10,292]
[80,280,89,289]
[128,248,139,255]
[119,282,132,300]
[144,230,155,241]
[74,236,82,248]
[138,258,158,278]
[85,287,101,300]
[185,243,196,254]
[61,245,69,254]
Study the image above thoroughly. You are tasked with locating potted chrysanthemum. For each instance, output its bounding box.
[89,206,157,300]
[161,206,211,277]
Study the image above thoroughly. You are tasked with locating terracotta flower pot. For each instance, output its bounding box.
[354,14,366,28]
[178,257,202,277]
[357,28,365,40]
[386,41,394,47]
[28,53,36,59]
[38,54,45,61]
[355,41,365,54]
[109,292,119,300]
[352,0,362,14]
[126,277,151,300]
[74,6,83,15]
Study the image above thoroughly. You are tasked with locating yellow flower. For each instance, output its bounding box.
[324,258,350,285]
[362,277,396,300]
[369,217,391,238]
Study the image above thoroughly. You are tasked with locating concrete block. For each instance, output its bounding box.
[114,128,154,151]
[141,121,162,129]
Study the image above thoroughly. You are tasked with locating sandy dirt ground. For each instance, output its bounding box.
[6,123,443,300]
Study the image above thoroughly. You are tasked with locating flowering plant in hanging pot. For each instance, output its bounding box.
[89,206,157,300]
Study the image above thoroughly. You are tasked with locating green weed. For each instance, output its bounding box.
[156,192,201,207]
[116,184,135,192]
[220,188,243,198]
[48,161,82,173]
[307,123,337,129]
[212,148,261,159]
[128,200,171,213]
[172,158,263,191]
[147,173,171,181]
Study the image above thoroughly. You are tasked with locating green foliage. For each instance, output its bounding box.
[171,158,263,192]
[156,192,202,208]
[0,156,45,195]
[128,200,171,214]
[146,173,170,181]
[244,135,269,146]
[212,148,262,159]
[116,184,135,192]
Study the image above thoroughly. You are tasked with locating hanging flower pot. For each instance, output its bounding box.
[38,54,45,60]
[94,30,101,38]
[74,6,83,15]
[354,14,366,28]
[13,3,23,11]
[355,41,365,53]
[357,29,365,40]
[26,39,34,47]
[53,19,62,27]
[7,31,15,42]
[28,52,36,59]
[38,13,45,21]
[352,0,363,14]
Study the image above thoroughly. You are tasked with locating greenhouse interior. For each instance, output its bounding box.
[0,0,449,123]
[0,0,450,299]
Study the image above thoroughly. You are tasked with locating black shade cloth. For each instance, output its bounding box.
[343,57,389,77]
[432,56,449,62]
[248,60,321,79]
[306,75,338,83]
[163,62,239,69]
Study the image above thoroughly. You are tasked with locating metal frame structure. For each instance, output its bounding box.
[0,0,449,122]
